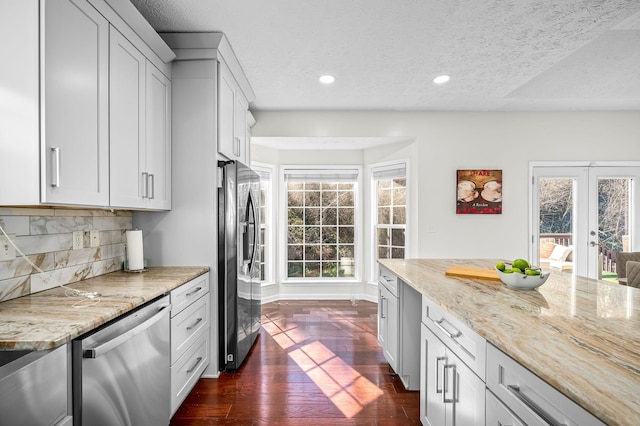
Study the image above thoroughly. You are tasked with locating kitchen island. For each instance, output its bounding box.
[0,266,209,350]
[379,258,640,426]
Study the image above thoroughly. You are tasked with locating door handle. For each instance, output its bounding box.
[590,241,597,247]
[435,356,446,394]
[148,173,155,200]
[51,147,61,187]
[141,172,149,198]
[443,363,457,403]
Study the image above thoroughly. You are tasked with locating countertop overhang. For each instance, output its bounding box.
[379,258,640,426]
[0,267,209,351]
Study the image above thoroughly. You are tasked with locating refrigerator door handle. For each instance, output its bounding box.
[246,191,258,274]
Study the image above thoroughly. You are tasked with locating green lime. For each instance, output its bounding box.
[525,269,541,276]
[502,268,514,274]
[512,259,530,271]
[496,262,506,271]
[511,267,523,274]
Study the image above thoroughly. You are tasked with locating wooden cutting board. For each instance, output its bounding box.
[445,266,500,281]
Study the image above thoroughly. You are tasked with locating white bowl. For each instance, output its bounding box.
[496,268,550,290]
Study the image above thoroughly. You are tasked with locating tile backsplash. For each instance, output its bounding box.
[0,207,132,302]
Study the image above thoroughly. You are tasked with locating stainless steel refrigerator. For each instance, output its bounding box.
[217,160,261,371]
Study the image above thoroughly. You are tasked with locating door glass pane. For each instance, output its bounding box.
[598,178,630,283]
[538,178,575,273]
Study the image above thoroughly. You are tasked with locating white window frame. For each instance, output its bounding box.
[367,159,410,283]
[279,164,363,284]
[252,161,276,286]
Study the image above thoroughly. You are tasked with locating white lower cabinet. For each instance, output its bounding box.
[486,343,605,426]
[377,265,421,390]
[170,273,210,416]
[420,324,485,426]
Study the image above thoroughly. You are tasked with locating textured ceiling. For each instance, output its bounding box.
[130,0,640,112]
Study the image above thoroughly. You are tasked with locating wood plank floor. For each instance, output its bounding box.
[170,300,420,425]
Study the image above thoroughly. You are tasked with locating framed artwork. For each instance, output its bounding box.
[457,169,502,214]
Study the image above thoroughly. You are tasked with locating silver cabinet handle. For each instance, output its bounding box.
[141,172,149,198]
[507,385,567,426]
[434,318,462,339]
[443,364,457,403]
[186,286,203,297]
[148,173,155,199]
[234,137,241,156]
[380,295,386,319]
[186,317,203,330]
[186,356,203,373]
[435,356,446,394]
[51,147,61,187]
[84,303,171,358]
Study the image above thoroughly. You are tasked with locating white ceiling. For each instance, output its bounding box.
[130,0,640,113]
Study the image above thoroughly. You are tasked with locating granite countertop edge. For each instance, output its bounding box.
[0,266,210,351]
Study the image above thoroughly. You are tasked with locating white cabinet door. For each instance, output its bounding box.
[378,283,399,372]
[43,0,109,206]
[109,27,171,210]
[145,62,171,210]
[218,59,250,164]
[218,60,238,161]
[421,324,485,426]
[109,26,145,209]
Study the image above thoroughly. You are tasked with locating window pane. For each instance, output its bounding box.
[288,191,303,207]
[288,262,303,277]
[306,182,320,190]
[339,191,354,206]
[339,183,354,190]
[378,188,391,206]
[378,207,391,224]
[339,226,354,242]
[339,208,355,225]
[322,262,337,277]
[305,226,320,244]
[288,182,303,191]
[323,208,337,224]
[392,228,405,247]
[322,245,337,261]
[288,208,304,225]
[321,182,337,191]
[305,190,320,207]
[391,248,405,259]
[378,179,392,190]
[392,207,406,224]
[305,245,321,260]
[339,245,354,259]
[305,208,320,225]
[378,247,389,259]
[288,245,303,260]
[339,258,355,277]
[322,191,337,207]
[322,226,337,244]
[378,228,390,245]
[289,226,304,244]
[305,262,320,277]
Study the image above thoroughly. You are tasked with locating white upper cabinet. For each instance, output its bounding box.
[159,33,256,166]
[219,59,251,165]
[110,27,171,210]
[43,0,110,206]
[0,0,173,208]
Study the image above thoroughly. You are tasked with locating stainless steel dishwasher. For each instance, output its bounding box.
[72,295,171,426]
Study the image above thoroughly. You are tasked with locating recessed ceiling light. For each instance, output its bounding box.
[433,74,450,84]
[319,74,336,84]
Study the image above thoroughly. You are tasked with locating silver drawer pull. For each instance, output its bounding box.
[434,318,462,339]
[186,286,203,297]
[51,147,61,187]
[507,385,567,426]
[186,356,203,373]
[186,317,203,330]
[436,356,446,393]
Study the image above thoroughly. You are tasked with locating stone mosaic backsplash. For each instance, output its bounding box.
[0,207,132,302]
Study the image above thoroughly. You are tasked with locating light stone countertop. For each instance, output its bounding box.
[379,258,640,426]
[0,266,209,351]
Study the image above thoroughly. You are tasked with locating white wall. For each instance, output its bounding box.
[252,111,640,294]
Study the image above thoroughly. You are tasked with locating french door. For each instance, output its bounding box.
[531,164,640,280]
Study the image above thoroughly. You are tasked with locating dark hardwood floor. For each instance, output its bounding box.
[170,300,420,425]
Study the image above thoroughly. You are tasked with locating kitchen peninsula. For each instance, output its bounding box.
[379,258,640,426]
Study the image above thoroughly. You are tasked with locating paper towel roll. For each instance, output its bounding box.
[126,230,144,271]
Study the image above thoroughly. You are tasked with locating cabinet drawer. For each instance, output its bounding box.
[378,265,398,297]
[486,343,605,426]
[171,272,209,317]
[422,295,486,380]
[171,293,210,362]
[486,389,525,426]
[171,335,209,416]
